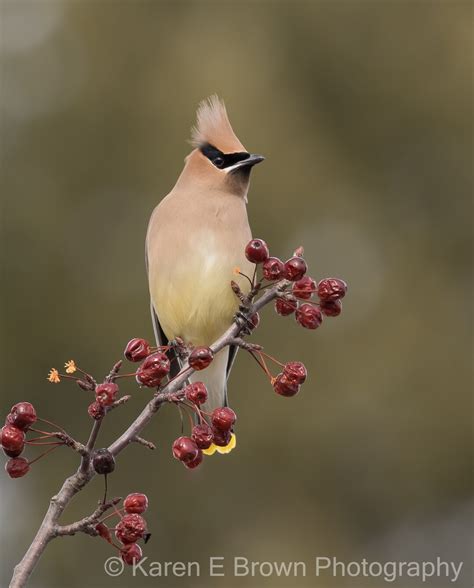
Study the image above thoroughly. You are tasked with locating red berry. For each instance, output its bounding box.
[1,425,25,454]
[275,296,298,316]
[141,352,170,378]
[283,361,307,385]
[184,448,203,469]
[115,513,147,544]
[295,303,323,329]
[124,338,151,362]
[245,239,270,263]
[6,402,36,431]
[3,447,23,458]
[284,256,307,281]
[92,448,115,474]
[124,493,149,515]
[189,347,213,370]
[273,373,300,397]
[212,427,232,447]
[136,351,170,387]
[317,278,347,301]
[262,257,285,281]
[320,299,342,317]
[95,522,112,542]
[5,457,30,478]
[172,436,199,463]
[88,401,105,420]
[191,424,213,449]
[211,407,236,431]
[121,543,143,565]
[185,382,208,405]
[292,276,317,300]
[135,368,162,388]
[95,383,119,407]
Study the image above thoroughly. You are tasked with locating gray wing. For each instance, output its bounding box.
[146,249,180,379]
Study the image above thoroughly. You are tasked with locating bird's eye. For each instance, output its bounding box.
[213,156,224,168]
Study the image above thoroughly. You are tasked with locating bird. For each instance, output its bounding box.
[146,96,264,419]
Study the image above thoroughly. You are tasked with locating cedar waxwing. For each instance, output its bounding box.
[146,96,264,418]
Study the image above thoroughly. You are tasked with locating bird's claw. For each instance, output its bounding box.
[234,307,254,335]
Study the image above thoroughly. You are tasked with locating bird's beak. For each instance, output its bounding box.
[227,153,265,173]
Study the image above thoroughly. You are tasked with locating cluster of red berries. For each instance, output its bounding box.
[96,492,149,565]
[245,238,347,328]
[1,402,37,478]
[124,337,214,387]
[172,383,236,468]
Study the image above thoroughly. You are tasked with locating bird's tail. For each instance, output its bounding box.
[189,347,228,419]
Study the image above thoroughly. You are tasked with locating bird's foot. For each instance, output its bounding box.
[234,305,256,336]
[168,337,189,360]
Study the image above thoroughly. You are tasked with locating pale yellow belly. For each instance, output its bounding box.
[149,233,252,346]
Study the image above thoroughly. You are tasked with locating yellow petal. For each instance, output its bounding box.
[202,444,218,456]
[215,433,236,454]
[47,369,60,383]
[64,360,77,374]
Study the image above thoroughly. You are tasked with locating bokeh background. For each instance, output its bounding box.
[1,1,472,587]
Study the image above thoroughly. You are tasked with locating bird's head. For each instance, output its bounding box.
[178,96,264,199]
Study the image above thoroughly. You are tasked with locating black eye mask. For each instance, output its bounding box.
[200,143,250,169]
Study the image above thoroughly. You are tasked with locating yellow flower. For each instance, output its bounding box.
[64,360,77,374]
[233,266,241,275]
[47,368,60,383]
[216,432,237,454]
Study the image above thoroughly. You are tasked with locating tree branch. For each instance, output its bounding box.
[9,280,286,588]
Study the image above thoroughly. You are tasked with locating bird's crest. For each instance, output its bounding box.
[190,95,246,153]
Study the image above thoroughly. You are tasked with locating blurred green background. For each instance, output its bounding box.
[1,1,472,587]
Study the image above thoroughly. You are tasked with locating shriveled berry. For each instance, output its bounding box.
[212,427,232,447]
[295,303,323,329]
[262,257,285,281]
[191,424,213,449]
[5,457,30,478]
[3,447,23,458]
[320,299,342,317]
[1,425,25,454]
[317,278,347,301]
[275,296,298,316]
[211,407,236,431]
[124,493,149,515]
[115,513,147,544]
[141,352,170,379]
[284,256,307,281]
[92,448,115,474]
[185,382,208,405]
[273,373,300,397]
[88,401,105,420]
[135,367,162,388]
[283,361,307,385]
[95,383,119,407]
[245,238,269,263]
[189,347,213,370]
[121,543,143,565]
[124,338,151,362]
[95,522,112,542]
[172,436,199,463]
[7,402,37,430]
[184,448,203,469]
[292,276,317,300]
